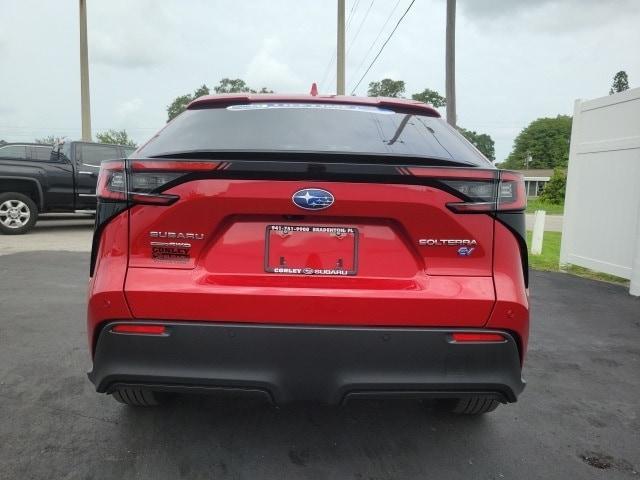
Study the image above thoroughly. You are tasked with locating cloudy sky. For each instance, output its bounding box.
[1,0,639,161]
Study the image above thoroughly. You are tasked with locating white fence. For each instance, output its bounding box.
[560,87,640,295]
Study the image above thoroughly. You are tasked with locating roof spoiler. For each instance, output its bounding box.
[186,94,441,118]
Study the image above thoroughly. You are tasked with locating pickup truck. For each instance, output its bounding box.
[0,141,135,234]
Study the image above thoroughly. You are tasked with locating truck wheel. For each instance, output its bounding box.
[0,192,38,235]
[447,397,500,415]
[111,388,160,407]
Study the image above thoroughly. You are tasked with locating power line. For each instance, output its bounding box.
[329,0,375,90]
[318,56,336,93]
[319,0,362,91]
[349,0,416,95]
[346,0,376,55]
[349,0,402,91]
[345,0,362,30]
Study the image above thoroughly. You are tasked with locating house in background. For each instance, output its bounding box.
[512,169,553,198]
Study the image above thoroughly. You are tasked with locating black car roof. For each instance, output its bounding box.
[0,143,53,147]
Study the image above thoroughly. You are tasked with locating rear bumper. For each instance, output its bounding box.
[88,322,525,405]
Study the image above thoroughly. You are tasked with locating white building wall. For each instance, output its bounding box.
[560,87,640,295]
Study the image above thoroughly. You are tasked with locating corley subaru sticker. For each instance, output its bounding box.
[292,188,334,210]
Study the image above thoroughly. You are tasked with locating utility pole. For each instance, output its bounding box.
[445,0,456,127]
[79,0,92,141]
[337,0,346,95]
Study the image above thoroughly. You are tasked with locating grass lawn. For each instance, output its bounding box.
[526,198,564,214]
[526,231,629,286]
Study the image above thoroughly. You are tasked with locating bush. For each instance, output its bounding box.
[539,168,567,204]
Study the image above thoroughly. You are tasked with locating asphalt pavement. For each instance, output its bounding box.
[525,213,563,232]
[0,222,639,479]
[0,214,93,256]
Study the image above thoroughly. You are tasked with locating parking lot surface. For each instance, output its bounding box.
[0,225,639,479]
[0,214,93,256]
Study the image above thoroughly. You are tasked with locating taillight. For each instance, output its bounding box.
[497,171,527,211]
[444,171,526,213]
[129,160,220,171]
[96,160,126,201]
[405,167,525,213]
[96,159,220,206]
[440,179,496,212]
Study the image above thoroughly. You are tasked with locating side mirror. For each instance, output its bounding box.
[51,137,67,162]
[53,138,65,153]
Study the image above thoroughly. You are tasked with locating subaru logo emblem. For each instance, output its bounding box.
[292,188,334,210]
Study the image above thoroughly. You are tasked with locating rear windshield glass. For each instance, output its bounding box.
[139,103,491,166]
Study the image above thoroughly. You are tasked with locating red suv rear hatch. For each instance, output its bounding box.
[96,97,525,328]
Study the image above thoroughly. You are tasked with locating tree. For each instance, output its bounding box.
[609,71,629,95]
[367,79,447,108]
[0,139,6,146]
[96,129,137,147]
[214,78,251,93]
[167,84,210,122]
[412,88,446,108]
[35,135,64,145]
[500,115,572,169]
[213,78,272,94]
[166,80,273,122]
[367,79,405,98]
[538,168,567,204]
[457,127,495,161]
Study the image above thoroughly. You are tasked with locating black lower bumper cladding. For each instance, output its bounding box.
[89,322,525,405]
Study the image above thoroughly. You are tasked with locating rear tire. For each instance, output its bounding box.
[0,192,38,235]
[111,388,160,407]
[447,397,500,415]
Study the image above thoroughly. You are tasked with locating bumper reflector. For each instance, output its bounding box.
[111,324,167,335]
[451,332,505,343]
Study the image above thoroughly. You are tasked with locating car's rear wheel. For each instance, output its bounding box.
[446,397,501,415]
[0,192,38,235]
[111,388,160,407]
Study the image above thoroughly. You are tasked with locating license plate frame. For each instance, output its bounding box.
[264,224,359,276]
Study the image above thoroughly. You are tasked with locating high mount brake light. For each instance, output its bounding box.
[96,159,221,206]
